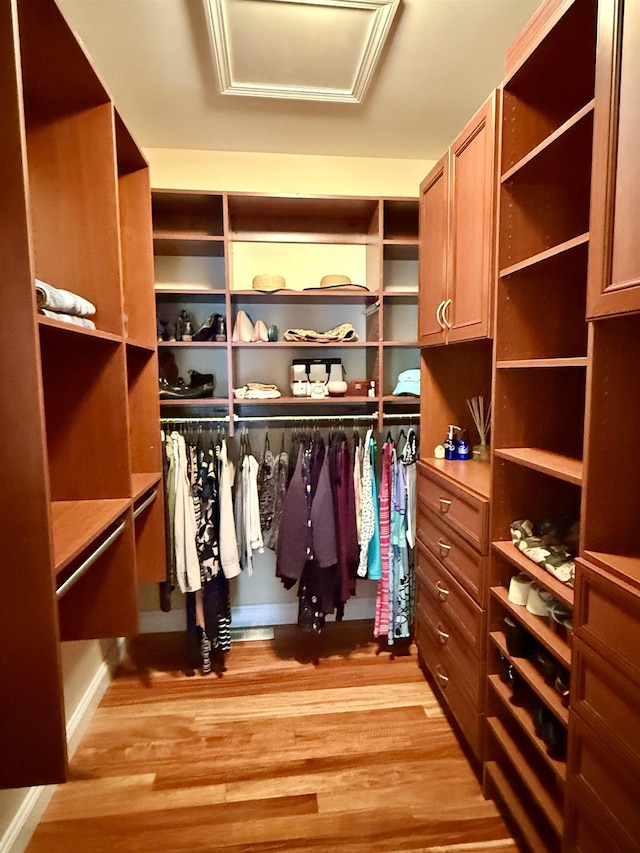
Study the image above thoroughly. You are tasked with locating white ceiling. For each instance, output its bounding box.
[57,0,541,161]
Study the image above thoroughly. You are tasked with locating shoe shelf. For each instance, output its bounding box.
[159,397,229,408]
[491,588,572,670]
[493,541,574,609]
[488,674,567,783]
[126,338,157,354]
[229,289,378,304]
[234,395,380,406]
[231,340,379,348]
[485,761,560,853]
[50,498,131,576]
[487,717,564,839]
[158,341,227,348]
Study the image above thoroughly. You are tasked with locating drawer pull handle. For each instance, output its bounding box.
[435,664,449,685]
[435,580,450,599]
[437,538,451,555]
[436,624,449,644]
[439,498,451,512]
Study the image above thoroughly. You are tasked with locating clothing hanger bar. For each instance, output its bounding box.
[380,412,421,420]
[56,521,127,600]
[133,489,158,520]
[160,416,231,425]
[232,413,377,425]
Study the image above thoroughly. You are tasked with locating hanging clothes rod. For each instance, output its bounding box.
[56,521,127,600]
[133,489,158,519]
[160,412,419,426]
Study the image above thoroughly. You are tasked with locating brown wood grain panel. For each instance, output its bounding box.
[418,154,448,346]
[0,0,67,790]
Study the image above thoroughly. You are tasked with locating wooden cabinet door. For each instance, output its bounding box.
[447,93,497,343]
[588,0,640,318]
[419,154,448,346]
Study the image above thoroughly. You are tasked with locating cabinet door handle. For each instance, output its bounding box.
[439,497,451,512]
[437,538,451,556]
[436,623,449,644]
[435,300,446,329]
[442,298,452,329]
[435,580,450,599]
[435,664,449,685]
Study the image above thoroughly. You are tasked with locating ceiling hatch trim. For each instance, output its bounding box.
[205,0,401,103]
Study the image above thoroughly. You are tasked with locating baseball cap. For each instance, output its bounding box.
[392,368,420,396]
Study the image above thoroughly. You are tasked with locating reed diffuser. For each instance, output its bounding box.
[467,396,491,461]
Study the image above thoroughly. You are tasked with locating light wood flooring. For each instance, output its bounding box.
[27,622,520,853]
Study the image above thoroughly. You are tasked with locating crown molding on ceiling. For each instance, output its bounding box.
[205,0,401,103]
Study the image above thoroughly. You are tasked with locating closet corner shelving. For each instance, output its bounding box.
[484,0,597,850]
[1,0,164,789]
[152,191,420,433]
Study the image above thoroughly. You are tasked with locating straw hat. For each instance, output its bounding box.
[252,274,286,292]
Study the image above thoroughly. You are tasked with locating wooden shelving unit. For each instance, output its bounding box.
[153,191,420,432]
[0,0,164,789]
[484,0,597,846]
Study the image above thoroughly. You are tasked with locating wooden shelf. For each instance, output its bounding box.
[153,235,225,257]
[155,288,226,297]
[38,315,122,344]
[230,231,375,246]
[381,395,420,404]
[50,499,131,575]
[491,587,572,669]
[492,541,574,609]
[158,341,227,348]
[419,457,491,500]
[494,447,583,486]
[233,395,379,406]
[501,100,595,184]
[485,761,555,853]
[487,717,563,838]
[125,338,156,353]
[496,357,588,369]
[159,397,229,407]
[232,341,378,348]
[382,290,419,298]
[229,289,377,303]
[131,472,162,501]
[490,629,569,724]
[381,340,418,347]
[488,674,567,783]
[382,237,419,246]
[499,233,590,279]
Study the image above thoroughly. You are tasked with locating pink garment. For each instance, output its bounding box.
[374,441,393,638]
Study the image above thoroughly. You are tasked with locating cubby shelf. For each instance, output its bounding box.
[501,100,595,184]
[231,341,379,349]
[490,629,569,724]
[487,717,563,838]
[499,232,589,279]
[488,674,567,783]
[485,761,554,853]
[582,551,640,595]
[50,499,131,575]
[228,289,378,303]
[131,472,162,501]
[493,541,574,609]
[492,588,571,670]
[159,398,229,408]
[38,315,122,344]
[494,447,583,486]
[496,357,588,369]
[158,341,227,348]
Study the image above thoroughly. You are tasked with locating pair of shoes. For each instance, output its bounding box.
[175,310,194,341]
[193,313,227,342]
[159,370,215,399]
[232,311,277,342]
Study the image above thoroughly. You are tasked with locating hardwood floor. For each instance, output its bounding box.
[27,622,520,852]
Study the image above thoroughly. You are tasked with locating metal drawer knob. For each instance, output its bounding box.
[435,664,449,685]
[439,497,451,512]
[436,623,449,644]
[437,538,451,557]
[435,580,450,599]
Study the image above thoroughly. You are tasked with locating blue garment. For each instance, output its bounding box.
[367,436,382,581]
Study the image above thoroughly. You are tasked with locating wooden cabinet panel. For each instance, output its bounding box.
[575,557,640,688]
[448,95,497,344]
[588,0,640,317]
[415,541,485,651]
[417,461,489,553]
[418,154,448,346]
[565,786,630,853]
[417,501,486,604]
[418,95,497,348]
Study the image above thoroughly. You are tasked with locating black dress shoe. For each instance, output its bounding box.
[188,370,214,389]
[159,376,214,399]
[213,314,227,342]
[193,314,220,341]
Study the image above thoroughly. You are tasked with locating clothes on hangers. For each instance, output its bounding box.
[374,439,393,638]
[218,437,241,579]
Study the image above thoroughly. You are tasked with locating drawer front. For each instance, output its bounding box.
[415,540,485,650]
[575,558,640,689]
[417,500,486,604]
[416,607,483,757]
[417,464,489,553]
[565,786,630,853]
[568,717,640,848]
[572,638,640,778]
[416,581,483,705]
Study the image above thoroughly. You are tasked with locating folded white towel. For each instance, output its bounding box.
[39,309,96,330]
[35,279,96,318]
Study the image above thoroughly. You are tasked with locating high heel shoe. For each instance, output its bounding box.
[193,313,220,342]
[232,310,254,342]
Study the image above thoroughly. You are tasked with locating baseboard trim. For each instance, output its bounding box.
[138,598,377,634]
[0,638,127,853]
